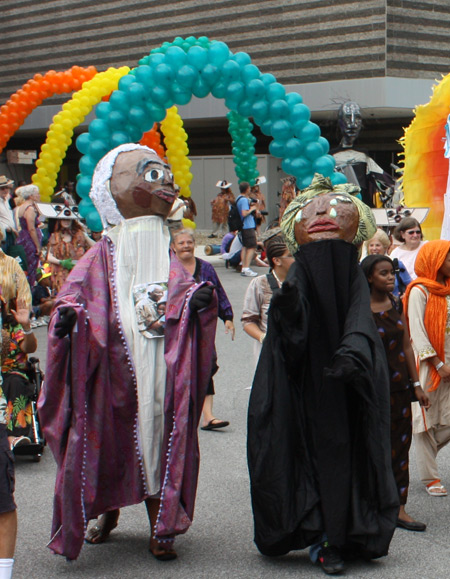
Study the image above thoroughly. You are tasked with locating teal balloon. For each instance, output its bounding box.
[269,139,286,158]
[304,141,323,161]
[290,103,311,124]
[79,155,97,176]
[293,119,308,136]
[128,125,144,143]
[176,65,199,88]
[76,175,92,198]
[251,99,269,123]
[318,136,330,155]
[225,98,239,112]
[200,63,220,86]
[88,139,109,161]
[281,158,293,174]
[226,81,245,103]
[237,99,252,117]
[271,119,294,141]
[261,73,276,86]
[134,65,153,88]
[260,119,272,136]
[286,92,303,106]
[86,210,103,233]
[172,84,192,106]
[111,131,131,148]
[242,64,260,83]
[221,60,241,82]
[298,121,321,143]
[266,82,286,102]
[149,86,172,107]
[192,78,210,99]
[128,106,148,127]
[211,80,227,99]
[165,45,187,69]
[299,174,315,189]
[233,52,252,67]
[78,198,94,216]
[284,137,303,158]
[154,63,175,86]
[208,41,230,67]
[148,53,165,68]
[330,172,348,186]
[269,99,290,120]
[313,155,336,176]
[95,101,111,120]
[108,110,127,128]
[146,103,166,123]
[187,46,208,70]
[109,90,129,112]
[76,132,91,154]
[290,157,311,178]
[127,83,147,104]
[118,74,135,92]
[246,79,266,101]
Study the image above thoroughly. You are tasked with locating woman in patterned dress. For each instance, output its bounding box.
[361,254,429,531]
[15,184,42,287]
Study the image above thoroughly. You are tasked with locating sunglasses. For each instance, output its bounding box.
[405,230,421,235]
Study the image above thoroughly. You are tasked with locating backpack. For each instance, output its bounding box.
[228,195,244,232]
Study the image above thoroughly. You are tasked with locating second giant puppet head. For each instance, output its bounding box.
[281,173,376,253]
[89,143,176,228]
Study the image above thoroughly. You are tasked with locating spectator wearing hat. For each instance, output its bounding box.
[0,177,18,255]
[46,213,94,294]
[209,180,235,238]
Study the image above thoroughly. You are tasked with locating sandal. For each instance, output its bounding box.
[85,510,120,544]
[425,481,448,497]
[149,538,177,561]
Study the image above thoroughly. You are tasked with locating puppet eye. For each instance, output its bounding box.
[145,168,164,182]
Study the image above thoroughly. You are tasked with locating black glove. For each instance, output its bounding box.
[189,285,215,312]
[324,356,358,382]
[272,280,299,310]
[54,306,77,339]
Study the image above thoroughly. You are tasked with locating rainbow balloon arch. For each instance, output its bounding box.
[3,36,344,232]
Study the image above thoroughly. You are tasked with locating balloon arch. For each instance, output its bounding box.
[5,36,344,231]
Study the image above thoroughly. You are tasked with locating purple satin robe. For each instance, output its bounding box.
[38,236,217,560]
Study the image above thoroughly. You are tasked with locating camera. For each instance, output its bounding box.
[260,211,268,216]
[249,198,258,205]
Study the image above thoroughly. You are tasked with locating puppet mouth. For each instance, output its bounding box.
[132,184,175,208]
[307,219,339,233]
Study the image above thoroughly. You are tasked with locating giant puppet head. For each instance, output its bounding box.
[89,143,176,228]
[281,173,376,252]
[337,101,362,148]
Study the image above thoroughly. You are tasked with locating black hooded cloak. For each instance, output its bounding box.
[247,239,399,558]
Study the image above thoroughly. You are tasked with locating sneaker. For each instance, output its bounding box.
[318,545,344,575]
[241,268,258,277]
[11,436,31,451]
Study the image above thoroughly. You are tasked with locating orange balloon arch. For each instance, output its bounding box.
[0,65,97,154]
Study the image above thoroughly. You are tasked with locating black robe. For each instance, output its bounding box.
[247,239,399,558]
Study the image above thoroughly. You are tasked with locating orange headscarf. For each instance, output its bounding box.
[404,240,450,391]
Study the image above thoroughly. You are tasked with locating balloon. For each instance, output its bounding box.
[221,60,241,82]
[127,82,147,104]
[290,103,311,124]
[330,172,347,185]
[208,41,230,67]
[165,45,187,69]
[79,154,97,176]
[76,132,91,154]
[187,46,208,70]
[242,64,260,83]
[313,155,336,176]
[226,81,245,103]
[318,136,330,155]
[176,65,199,88]
[298,121,321,142]
[161,106,193,198]
[246,79,266,101]
[191,78,210,99]
[89,119,110,140]
[290,157,311,178]
[304,141,323,161]
[286,92,303,106]
[233,52,252,67]
[86,210,104,232]
[109,90,129,112]
[200,63,220,87]
[284,137,303,158]
[154,63,175,86]
[271,119,294,141]
[270,99,290,120]
[251,99,269,123]
[269,139,286,158]
[266,82,285,102]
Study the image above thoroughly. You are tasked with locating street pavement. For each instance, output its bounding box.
[12,244,450,578]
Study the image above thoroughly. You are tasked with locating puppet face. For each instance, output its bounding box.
[110,149,175,220]
[338,101,362,146]
[293,192,359,245]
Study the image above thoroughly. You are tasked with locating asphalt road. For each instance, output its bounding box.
[12,246,450,578]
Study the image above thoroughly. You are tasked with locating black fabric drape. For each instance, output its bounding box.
[247,239,399,558]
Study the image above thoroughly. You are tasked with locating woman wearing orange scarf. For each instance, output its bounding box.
[404,240,450,496]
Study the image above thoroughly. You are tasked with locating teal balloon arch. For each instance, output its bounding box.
[76,36,344,230]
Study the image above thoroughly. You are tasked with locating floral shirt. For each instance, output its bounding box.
[0,315,5,425]
[2,324,28,377]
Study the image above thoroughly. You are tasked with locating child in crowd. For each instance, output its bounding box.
[31,264,54,326]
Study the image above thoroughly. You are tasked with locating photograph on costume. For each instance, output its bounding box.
[133,282,168,338]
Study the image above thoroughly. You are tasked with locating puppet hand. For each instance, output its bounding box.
[60,258,75,270]
[54,306,77,338]
[272,281,298,309]
[189,285,215,312]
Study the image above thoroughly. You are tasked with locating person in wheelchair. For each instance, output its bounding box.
[0,297,37,452]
